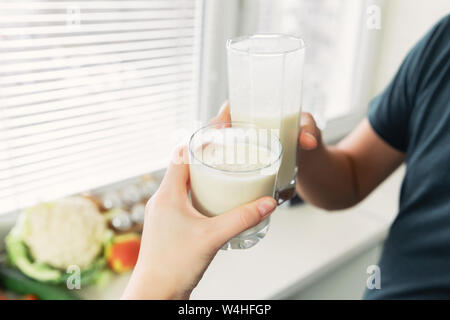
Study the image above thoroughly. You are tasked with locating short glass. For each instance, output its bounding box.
[227,34,305,202]
[189,122,283,250]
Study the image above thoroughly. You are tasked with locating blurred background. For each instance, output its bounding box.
[0,0,449,300]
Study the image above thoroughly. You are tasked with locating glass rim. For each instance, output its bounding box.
[226,33,305,56]
[188,121,283,174]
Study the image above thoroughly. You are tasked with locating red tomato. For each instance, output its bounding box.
[106,233,141,273]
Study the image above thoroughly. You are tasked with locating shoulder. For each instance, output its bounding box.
[415,14,450,59]
[432,14,450,34]
[413,14,450,92]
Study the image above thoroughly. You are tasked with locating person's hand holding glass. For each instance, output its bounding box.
[123,34,323,299]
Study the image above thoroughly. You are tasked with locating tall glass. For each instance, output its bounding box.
[189,122,282,250]
[227,34,305,202]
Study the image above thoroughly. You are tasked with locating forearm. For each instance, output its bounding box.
[296,143,360,210]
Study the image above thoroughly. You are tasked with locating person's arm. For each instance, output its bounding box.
[122,146,277,299]
[298,16,450,210]
[213,103,405,210]
[296,115,405,210]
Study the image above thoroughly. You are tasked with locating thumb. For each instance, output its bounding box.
[299,112,321,150]
[210,101,231,124]
[159,146,189,197]
[209,197,277,245]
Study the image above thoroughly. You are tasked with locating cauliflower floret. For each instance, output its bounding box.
[23,197,106,270]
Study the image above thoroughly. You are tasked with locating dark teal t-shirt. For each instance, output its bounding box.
[364,14,450,299]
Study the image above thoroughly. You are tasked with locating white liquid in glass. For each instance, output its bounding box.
[231,112,300,189]
[190,142,279,237]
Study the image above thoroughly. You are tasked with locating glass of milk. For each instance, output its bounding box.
[189,122,283,250]
[227,34,305,203]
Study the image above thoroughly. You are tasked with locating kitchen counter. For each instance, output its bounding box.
[82,167,405,300]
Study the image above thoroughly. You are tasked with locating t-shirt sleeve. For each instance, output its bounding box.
[367,17,446,153]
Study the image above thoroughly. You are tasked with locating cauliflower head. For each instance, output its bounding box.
[23,197,107,270]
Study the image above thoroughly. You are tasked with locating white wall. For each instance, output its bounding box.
[373,0,450,95]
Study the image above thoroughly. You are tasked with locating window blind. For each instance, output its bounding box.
[0,0,203,214]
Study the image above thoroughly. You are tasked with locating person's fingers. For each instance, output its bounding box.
[210,101,231,125]
[299,112,320,150]
[159,146,190,197]
[208,196,277,244]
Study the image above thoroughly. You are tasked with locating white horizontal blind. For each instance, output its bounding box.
[0,0,203,214]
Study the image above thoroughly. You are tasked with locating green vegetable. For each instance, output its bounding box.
[4,200,114,286]
[0,265,79,300]
[59,257,107,286]
[6,234,108,286]
[5,235,61,283]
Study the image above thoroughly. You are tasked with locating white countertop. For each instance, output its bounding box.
[192,205,388,299]
[82,166,405,300]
